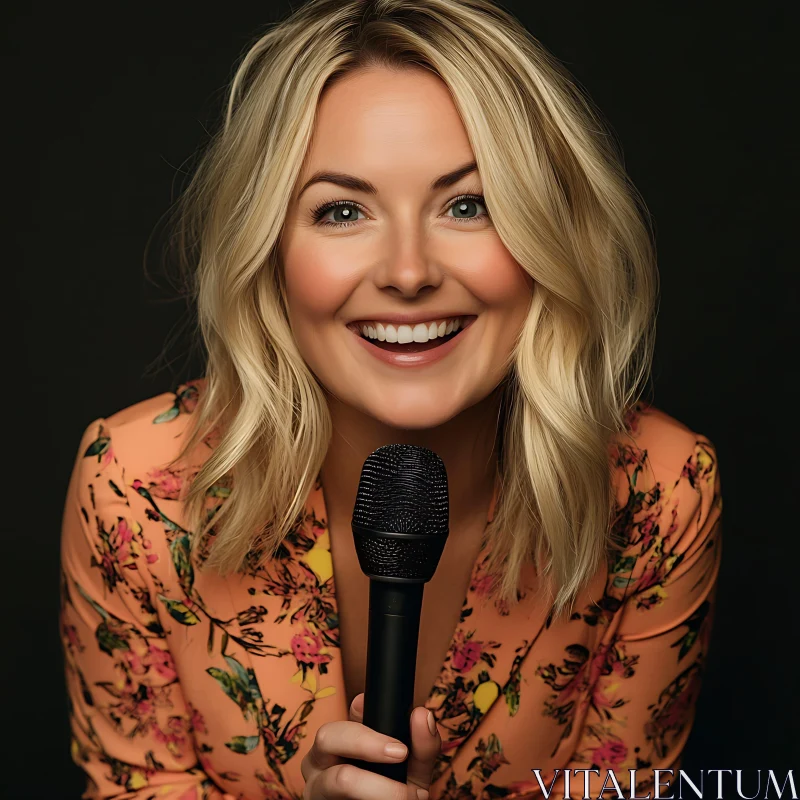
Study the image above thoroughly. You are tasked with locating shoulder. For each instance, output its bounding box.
[69,378,212,532]
[79,378,211,478]
[65,379,212,589]
[615,400,716,475]
[601,400,722,617]
[611,400,720,505]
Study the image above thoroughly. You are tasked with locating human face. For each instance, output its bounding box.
[279,66,533,431]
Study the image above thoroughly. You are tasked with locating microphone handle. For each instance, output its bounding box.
[348,579,424,785]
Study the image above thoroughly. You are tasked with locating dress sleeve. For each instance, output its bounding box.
[561,434,723,797]
[60,419,231,800]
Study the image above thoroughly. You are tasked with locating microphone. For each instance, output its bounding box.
[347,444,449,784]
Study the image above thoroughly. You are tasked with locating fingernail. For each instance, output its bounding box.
[427,710,437,737]
[384,741,407,759]
[417,789,430,800]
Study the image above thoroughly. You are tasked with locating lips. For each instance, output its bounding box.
[348,315,477,368]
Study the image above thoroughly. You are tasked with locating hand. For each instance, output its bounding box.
[300,692,441,799]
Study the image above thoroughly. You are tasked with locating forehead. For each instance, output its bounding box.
[301,67,475,183]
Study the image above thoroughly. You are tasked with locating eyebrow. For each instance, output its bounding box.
[296,160,478,200]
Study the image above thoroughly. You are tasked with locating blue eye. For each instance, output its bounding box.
[312,200,365,228]
[445,194,489,223]
[310,194,490,228]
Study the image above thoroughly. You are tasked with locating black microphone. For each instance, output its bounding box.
[347,444,449,784]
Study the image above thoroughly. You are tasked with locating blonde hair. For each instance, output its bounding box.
[165,0,658,619]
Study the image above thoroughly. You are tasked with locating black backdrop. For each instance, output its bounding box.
[5,2,796,798]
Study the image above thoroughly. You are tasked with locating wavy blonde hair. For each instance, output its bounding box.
[165,0,658,620]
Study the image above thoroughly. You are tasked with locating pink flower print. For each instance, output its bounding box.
[284,724,303,748]
[591,738,628,767]
[148,644,177,681]
[179,381,202,413]
[452,639,482,673]
[592,680,619,711]
[637,565,660,594]
[119,681,155,718]
[141,537,159,565]
[101,445,115,469]
[441,734,466,754]
[262,726,278,748]
[198,752,214,774]
[153,716,188,758]
[638,516,657,550]
[146,468,184,500]
[188,703,207,734]
[114,518,136,565]
[484,747,510,772]
[647,670,700,739]
[471,573,494,597]
[587,642,635,711]
[63,624,83,653]
[122,648,148,676]
[291,628,332,666]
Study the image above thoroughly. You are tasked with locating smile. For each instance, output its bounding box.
[347,314,478,367]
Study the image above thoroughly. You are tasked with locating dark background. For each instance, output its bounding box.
[5,2,796,798]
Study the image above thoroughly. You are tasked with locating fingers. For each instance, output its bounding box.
[301,713,408,782]
[309,694,438,799]
[304,762,410,800]
[349,692,364,723]
[406,706,441,795]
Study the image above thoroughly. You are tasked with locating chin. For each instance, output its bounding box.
[358,399,461,432]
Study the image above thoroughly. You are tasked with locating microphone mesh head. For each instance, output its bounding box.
[352,444,449,581]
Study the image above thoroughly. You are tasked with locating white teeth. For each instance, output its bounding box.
[413,323,429,343]
[397,325,413,344]
[357,316,467,343]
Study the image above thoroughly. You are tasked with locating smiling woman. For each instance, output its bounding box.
[279,66,532,424]
[59,1,722,799]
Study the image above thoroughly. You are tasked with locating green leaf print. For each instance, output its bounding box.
[207,622,215,655]
[153,406,180,424]
[96,621,130,655]
[225,735,260,754]
[157,595,200,625]
[611,554,637,573]
[207,667,237,704]
[108,480,126,498]
[208,657,262,720]
[504,682,520,716]
[84,436,110,458]
[169,534,194,593]
[76,582,109,621]
[224,655,261,701]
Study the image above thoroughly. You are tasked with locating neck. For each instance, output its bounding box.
[319,387,503,538]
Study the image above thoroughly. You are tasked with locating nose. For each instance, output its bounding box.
[371,229,444,298]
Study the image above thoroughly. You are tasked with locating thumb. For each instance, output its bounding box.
[406,706,441,796]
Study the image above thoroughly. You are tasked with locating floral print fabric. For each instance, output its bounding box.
[60,379,722,799]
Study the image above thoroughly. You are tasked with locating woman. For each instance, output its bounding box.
[59,0,723,798]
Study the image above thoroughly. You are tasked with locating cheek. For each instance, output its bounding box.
[282,239,359,321]
[456,238,532,308]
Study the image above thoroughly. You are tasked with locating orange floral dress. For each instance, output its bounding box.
[60,379,722,799]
